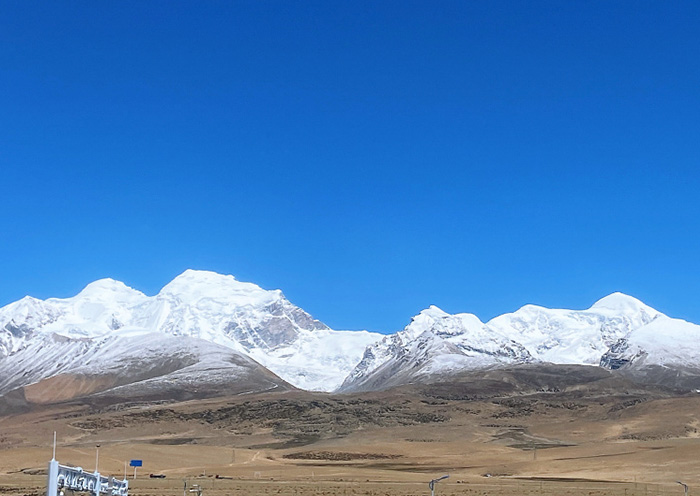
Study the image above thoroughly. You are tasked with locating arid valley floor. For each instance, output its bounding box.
[2,366,700,496]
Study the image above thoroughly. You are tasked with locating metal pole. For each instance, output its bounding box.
[95,445,100,473]
[47,433,58,496]
[46,459,59,496]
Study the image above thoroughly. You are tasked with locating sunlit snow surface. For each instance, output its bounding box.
[341,292,700,391]
[0,270,380,392]
[2,272,699,395]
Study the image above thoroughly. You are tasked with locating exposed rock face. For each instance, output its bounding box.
[228,299,329,351]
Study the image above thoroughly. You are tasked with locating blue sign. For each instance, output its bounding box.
[129,460,143,467]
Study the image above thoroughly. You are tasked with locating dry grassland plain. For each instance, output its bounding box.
[2,375,700,496]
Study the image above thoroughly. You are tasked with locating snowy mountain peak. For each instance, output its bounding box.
[395,307,440,343]
[341,292,680,392]
[0,270,378,393]
[164,269,240,289]
[159,269,283,306]
[420,305,449,316]
[407,305,484,339]
[149,270,316,353]
[590,292,657,314]
[408,305,449,328]
[4,295,43,311]
[0,295,55,330]
[74,278,147,301]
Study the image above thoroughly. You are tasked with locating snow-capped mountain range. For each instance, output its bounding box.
[0,270,379,397]
[1,269,699,403]
[339,293,699,391]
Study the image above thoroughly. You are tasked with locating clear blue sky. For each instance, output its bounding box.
[1,1,699,333]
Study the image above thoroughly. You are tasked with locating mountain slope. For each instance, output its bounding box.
[600,315,700,390]
[0,331,293,413]
[0,270,380,394]
[340,306,533,392]
[340,293,673,392]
